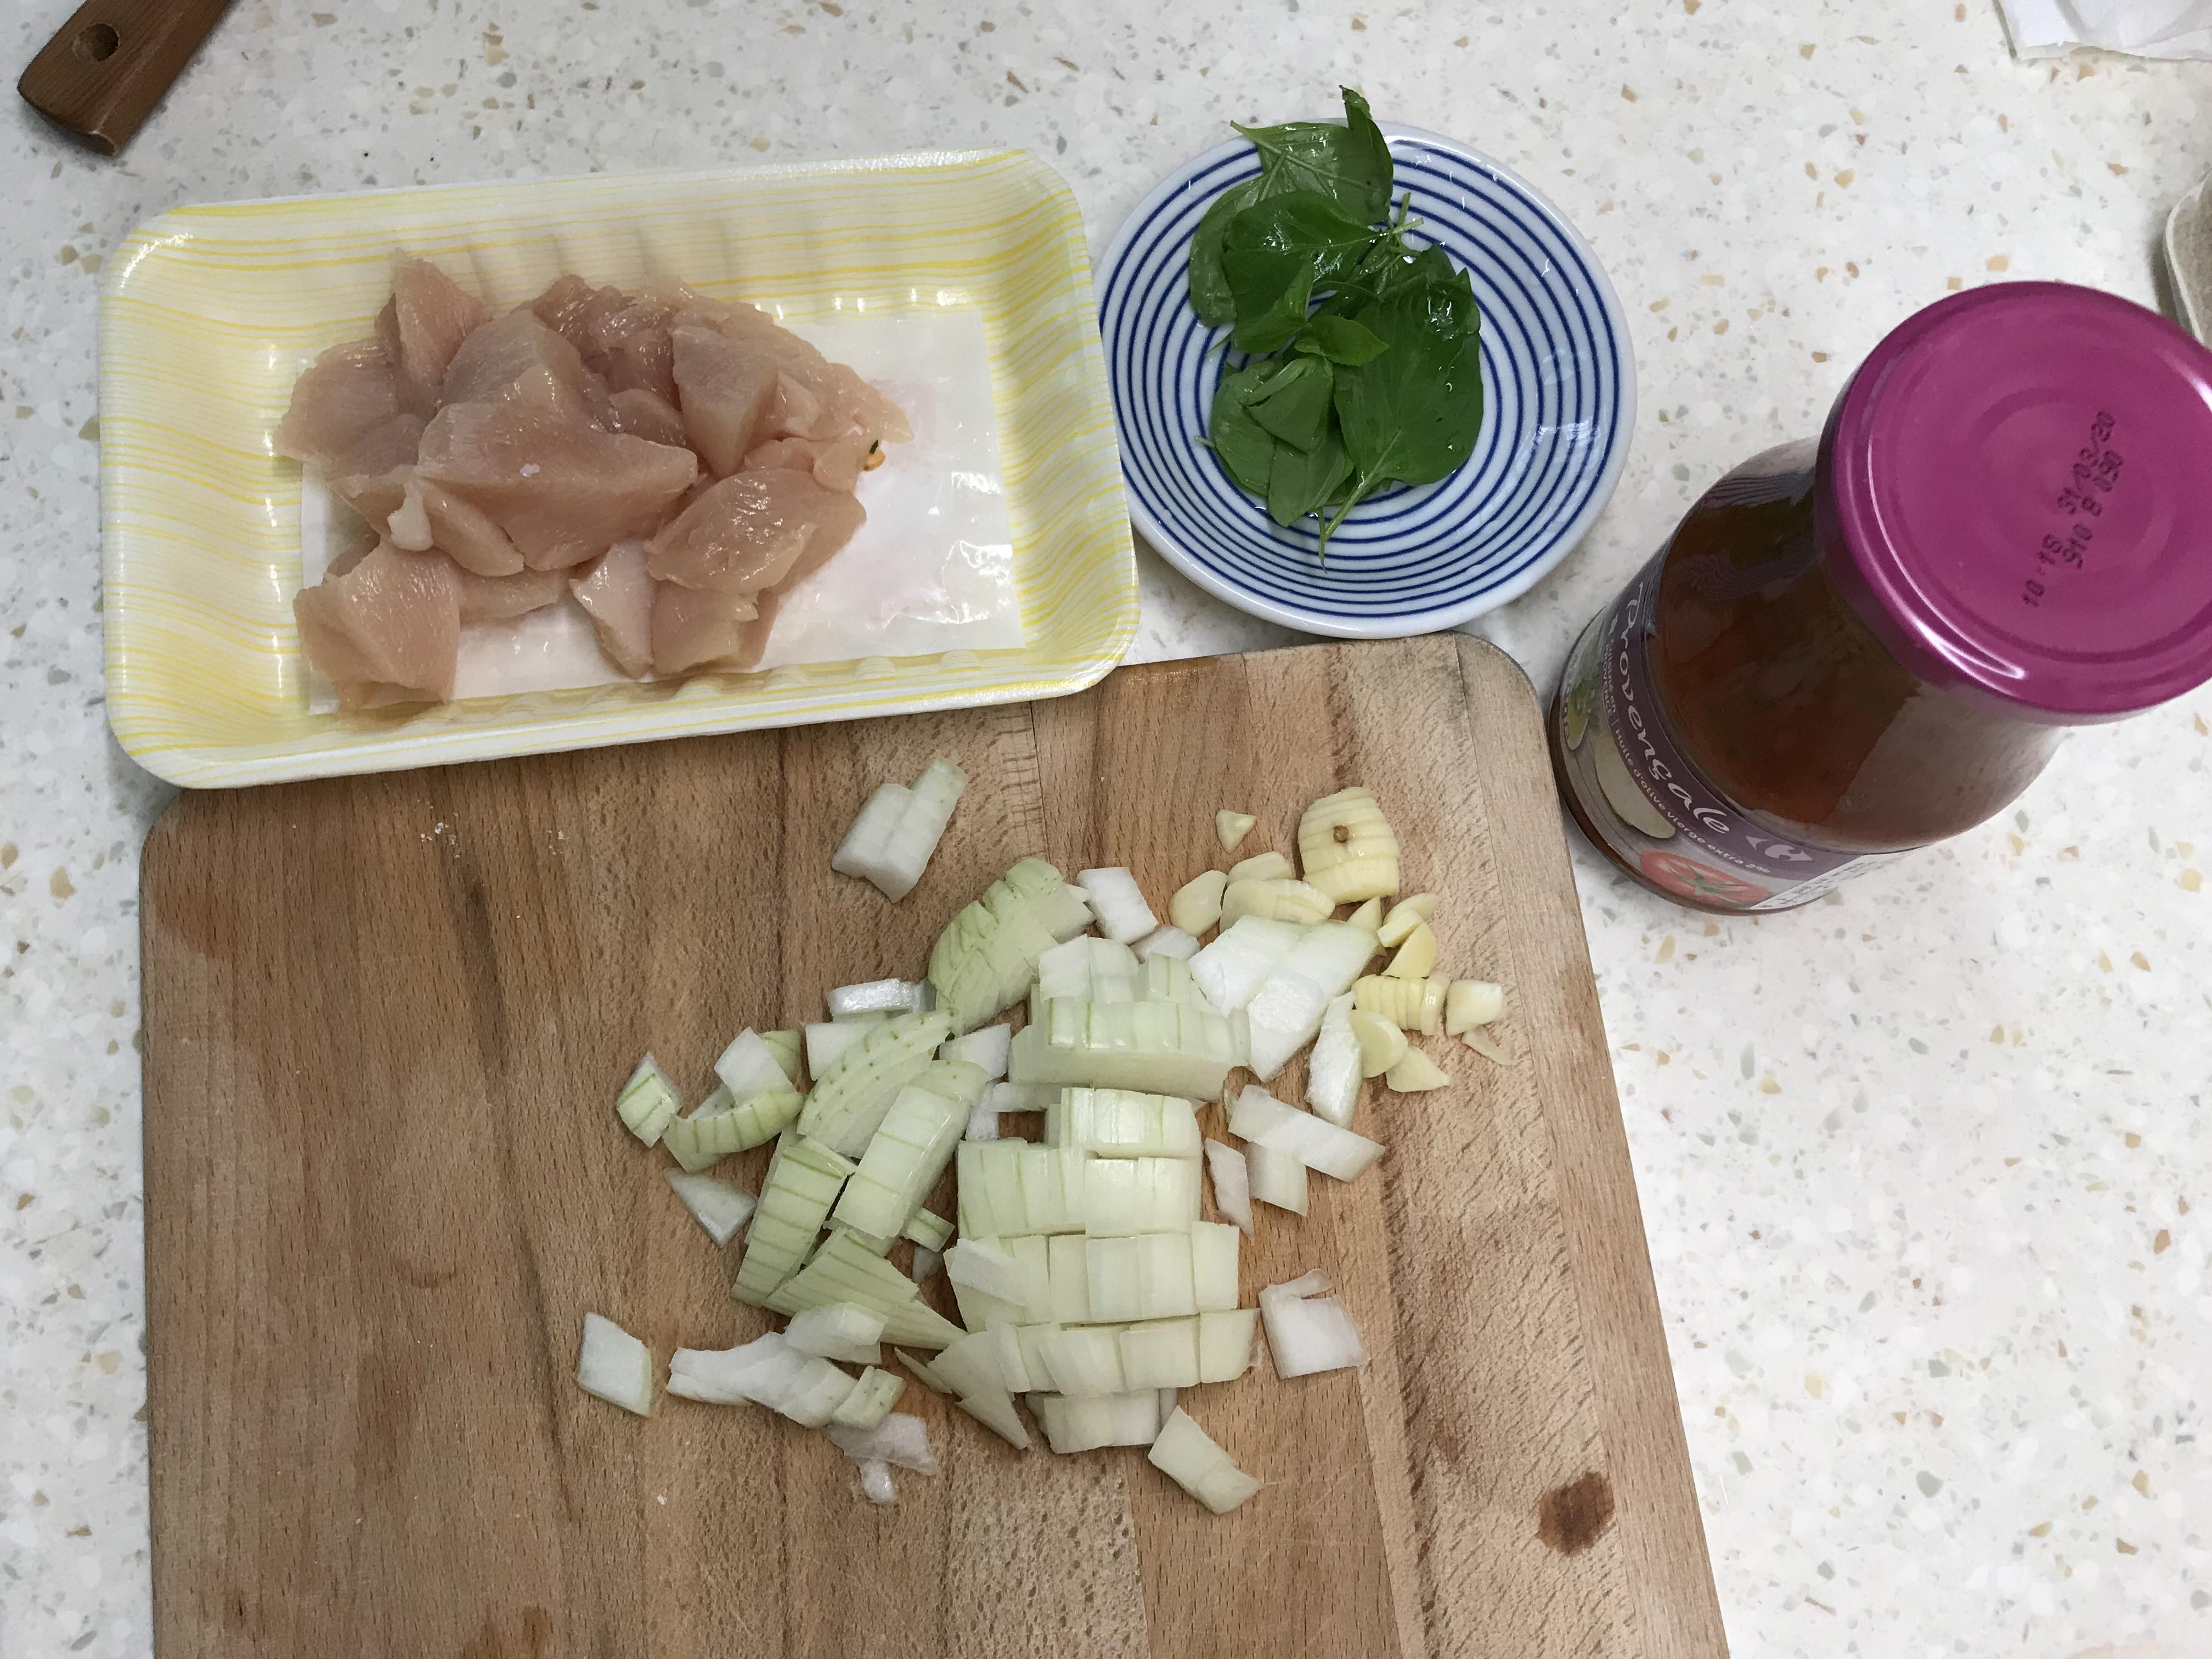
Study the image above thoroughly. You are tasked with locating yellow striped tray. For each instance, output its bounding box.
[100,154,1137,787]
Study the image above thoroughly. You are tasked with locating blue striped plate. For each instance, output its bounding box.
[1098,125,1635,638]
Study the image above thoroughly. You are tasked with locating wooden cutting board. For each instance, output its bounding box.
[141,637,1726,1659]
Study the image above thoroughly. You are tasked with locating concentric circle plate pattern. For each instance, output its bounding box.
[1098,125,1635,637]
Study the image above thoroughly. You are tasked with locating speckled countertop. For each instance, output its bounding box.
[3,2,2209,1655]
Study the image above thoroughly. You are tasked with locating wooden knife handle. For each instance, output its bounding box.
[18,0,233,156]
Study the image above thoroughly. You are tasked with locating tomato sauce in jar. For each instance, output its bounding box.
[1551,284,2212,912]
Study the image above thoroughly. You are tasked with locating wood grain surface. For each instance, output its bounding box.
[141,638,1726,1659]
[18,0,232,155]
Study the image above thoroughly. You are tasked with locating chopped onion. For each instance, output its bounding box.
[804,1020,873,1079]
[1446,980,1505,1034]
[1189,1221,1240,1313]
[714,1028,793,1098]
[928,857,1092,1035]
[1035,934,1139,1008]
[831,1080,967,1239]
[785,1302,888,1364]
[1345,896,1384,932]
[1047,1087,1203,1162]
[1007,1000,1239,1099]
[762,1227,966,1349]
[856,1459,898,1504]
[615,1055,680,1146]
[1032,1389,1161,1453]
[798,1009,953,1158]
[831,759,968,901]
[731,1134,857,1302]
[830,978,934,1020]
[668,1332,857,1426]
[1077,866,1159,944]
[1243,1142,1308,1215]
[1131,924,1200,962]
[1042,1325,1125,1397]
[829,1410,938,1473]
[1188,916,1303,1012]
[1148,1408,1262,1513]
[932,1334,1032,1448]
[1080,1154,1203,1235]
[893,1348,955,1395]
[939,1023,1012,1079]
[944,1238,1032,1304]
[575,1312,654,1416]
[1197,1308,1260,1383]
[986,1080,1059,1113]
[759,1028,804,1085]
[1242,922,1374,1079]
[1119,1317,1203,1390]
[912,1245,941,1280]
[663,1087,803,1172]
[1202,1139,1254,1235]
[1385,1047,1451,1092]
[1158,1387,1179,1419]
[662,1170,757,1245]
[830,782,912,893]
[1376,893,1439,947]
[1260,1272,1368,1379]
[1306,992,1361,1127]
[1169,868,1229,935]
[1228,1086,1383,1181]
[964,1100,1000,1141]
[827,1364,905,1430]
[1216,810,1256,852]
[901,1209,952,1251]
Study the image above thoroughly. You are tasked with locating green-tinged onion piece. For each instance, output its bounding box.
[1148,1407,1261,1513]
[616,1056,680,1146]
[927,857,1092,1036]
[765,1230,965,1348]
[901,1209,953,1251]
[730,1133,856,1302]
[798,1009,955,1159]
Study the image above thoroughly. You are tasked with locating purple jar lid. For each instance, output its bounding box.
[1820,281,2212,723]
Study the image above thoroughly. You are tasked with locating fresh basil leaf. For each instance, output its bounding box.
[1206,360,1284,496]
[1338,88,1393,220]
[1244,355,1335,452]
[1266,419,1353,531]
[1187,176,1268,328]
[1223,191,1376,287]
[1233,86,1393,226]
[1334,284,1485,492]
[1228,255,1318,354]
[1295,314,1390,365]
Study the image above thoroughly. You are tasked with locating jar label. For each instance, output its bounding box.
[1557,549,1901,911]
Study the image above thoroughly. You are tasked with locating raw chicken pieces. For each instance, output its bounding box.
[377,257,489,416]
[279,257,907,706]
[274,342,402,466]
[414,402,698,569]
[571,541,657,678]
[292,541,461,708]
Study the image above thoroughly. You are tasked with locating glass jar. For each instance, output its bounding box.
[1552,283,2212,912]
